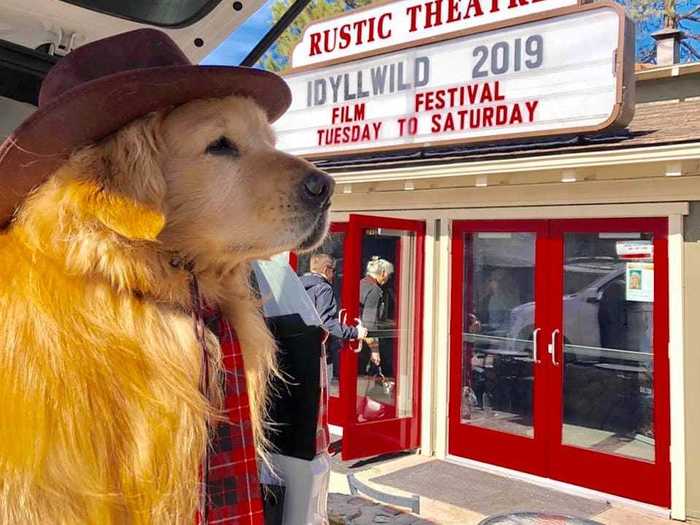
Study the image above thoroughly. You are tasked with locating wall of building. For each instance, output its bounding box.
[637,67,700,104]
[684,201,700,518]
[331,169,696,517]
[324,66,700,516]
[330,167,700,213]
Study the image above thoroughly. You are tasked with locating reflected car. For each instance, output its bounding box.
[507,260,625,359]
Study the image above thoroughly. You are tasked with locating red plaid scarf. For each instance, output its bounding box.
[195,309,264,525]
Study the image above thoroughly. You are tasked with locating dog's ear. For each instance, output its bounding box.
[90,112,168,241]
[87,189,166,241]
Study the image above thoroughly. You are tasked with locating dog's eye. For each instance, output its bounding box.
[205,136,239,157]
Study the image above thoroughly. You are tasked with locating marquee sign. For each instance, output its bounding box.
[292,0,578,68]
[274,2,635,159]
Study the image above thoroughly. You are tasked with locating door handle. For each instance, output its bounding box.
[532,328,542,363]
[339,308,347,324]
[548,329,560,366]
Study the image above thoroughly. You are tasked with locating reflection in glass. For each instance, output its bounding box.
[461,233,536,438]
[562,233,655,462]
[296,231,345,398]
[356,229,416,423]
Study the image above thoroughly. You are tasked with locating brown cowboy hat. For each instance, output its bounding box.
[0,28,291,228]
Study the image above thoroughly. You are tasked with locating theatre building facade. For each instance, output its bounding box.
[275,0,700,519]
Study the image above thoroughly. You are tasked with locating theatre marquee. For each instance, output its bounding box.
[274,2,635,159]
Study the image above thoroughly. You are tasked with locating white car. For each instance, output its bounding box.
[507,259,651,365]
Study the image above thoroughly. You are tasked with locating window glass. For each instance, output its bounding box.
[460,232,536,438]
[562,232,655,462]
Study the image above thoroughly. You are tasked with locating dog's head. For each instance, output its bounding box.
[67,96,334,266]
[157,97,335,261]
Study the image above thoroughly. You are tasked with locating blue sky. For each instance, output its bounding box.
[201,0,275,66]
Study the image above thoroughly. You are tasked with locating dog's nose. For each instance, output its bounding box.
[302,171,335,205]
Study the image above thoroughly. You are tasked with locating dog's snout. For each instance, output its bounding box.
[302,171,334,205]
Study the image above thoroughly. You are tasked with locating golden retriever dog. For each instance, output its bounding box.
[0,95,334,524]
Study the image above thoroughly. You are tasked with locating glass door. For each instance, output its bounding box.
[449,218,670,507]
[293,222,347,426]
[340,214,425,460]
[449,221,550,476]
[547,219,670,507]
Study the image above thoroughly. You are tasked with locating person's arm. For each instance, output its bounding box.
[316,286,359,340]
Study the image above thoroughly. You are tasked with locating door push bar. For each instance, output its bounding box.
[548,329,561,366]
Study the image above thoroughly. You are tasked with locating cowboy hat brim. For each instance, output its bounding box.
[0,64,292,228]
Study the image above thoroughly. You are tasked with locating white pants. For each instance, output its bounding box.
[260,452,331,525]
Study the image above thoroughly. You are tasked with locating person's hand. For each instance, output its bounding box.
[370,351,381,366]
[355,318,368,340]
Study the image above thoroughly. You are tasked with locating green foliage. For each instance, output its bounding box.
[260,0,373,71]
[624,0,669,22]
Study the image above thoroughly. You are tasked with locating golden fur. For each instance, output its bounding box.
[0,96,332,523]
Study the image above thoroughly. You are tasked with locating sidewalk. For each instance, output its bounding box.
[327,452,680,525]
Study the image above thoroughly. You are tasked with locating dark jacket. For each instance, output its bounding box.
[359,276,386,331]
[301,273,358,340]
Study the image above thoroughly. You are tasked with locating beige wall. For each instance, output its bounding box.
[638,73,700,104]
[636,65,700,104]
[684,203,700,518]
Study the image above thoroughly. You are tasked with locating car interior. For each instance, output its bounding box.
[0,0,270,142]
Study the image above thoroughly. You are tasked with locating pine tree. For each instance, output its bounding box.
[620,0,700,62]
[259,0,373,71]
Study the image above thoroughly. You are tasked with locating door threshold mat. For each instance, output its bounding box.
[370,460,610,518]
[479,512,602,524]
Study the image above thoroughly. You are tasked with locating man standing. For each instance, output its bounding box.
[301,254,367,380]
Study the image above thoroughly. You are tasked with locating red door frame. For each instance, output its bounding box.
[326,222,348,427]
[340,214,425,460]
[448,220,550,476]
[545,218,670,506]
[289,222,348,427]
[449,218,670,507]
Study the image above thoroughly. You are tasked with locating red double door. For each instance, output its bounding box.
[449,218,670,506]
[298,214,425,461]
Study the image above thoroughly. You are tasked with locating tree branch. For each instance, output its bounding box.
[679,3,700,19]
[638,46,657,64]
[681,41,700,61]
